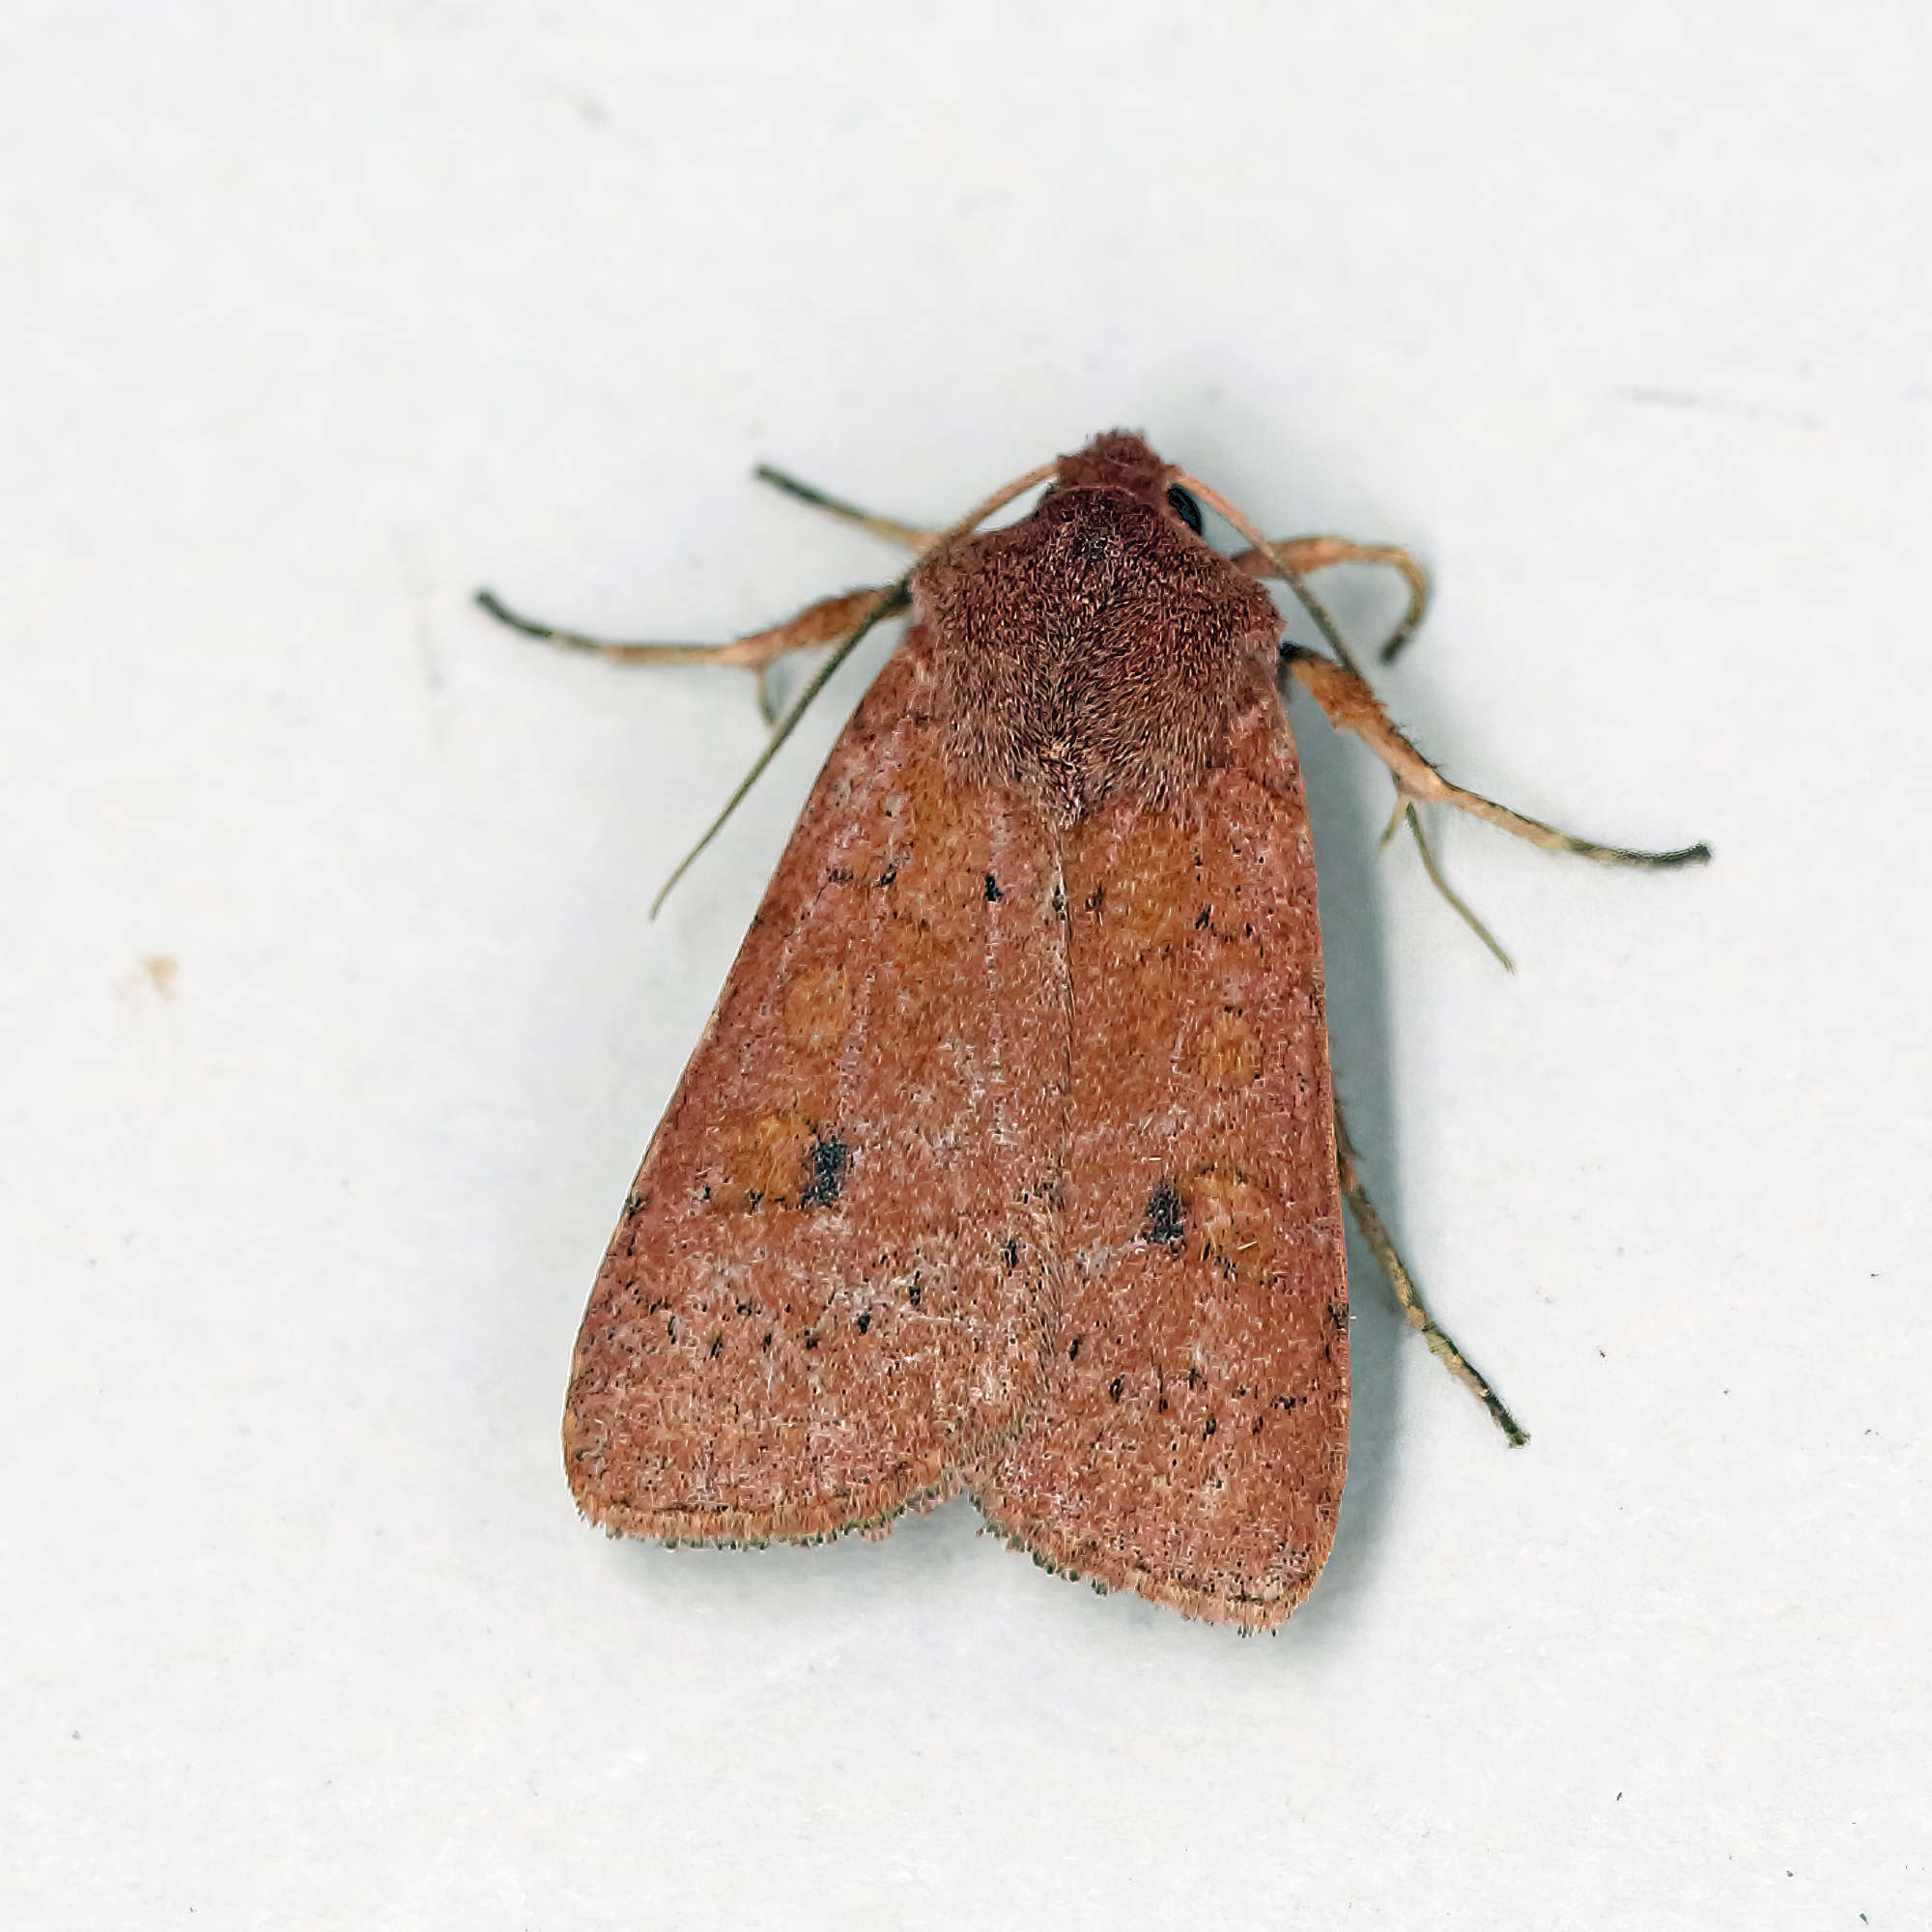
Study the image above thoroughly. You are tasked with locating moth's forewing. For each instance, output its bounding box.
[975,696,1349,1630]
[564,638,1067,1543]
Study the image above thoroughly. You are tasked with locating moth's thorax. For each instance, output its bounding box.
[911,440,1284,818]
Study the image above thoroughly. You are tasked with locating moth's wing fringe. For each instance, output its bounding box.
[971,1487,1308,1633]
[576,1428,1006,1548]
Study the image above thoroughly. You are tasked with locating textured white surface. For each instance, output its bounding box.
[5,4,1927,1926]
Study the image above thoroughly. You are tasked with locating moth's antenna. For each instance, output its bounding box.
[649,582,908,918]
[650,458,1060,917]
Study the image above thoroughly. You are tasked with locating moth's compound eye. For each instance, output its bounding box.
[1165,485,1204,535]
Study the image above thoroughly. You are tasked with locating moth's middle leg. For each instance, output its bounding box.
[1283,646,1712,871]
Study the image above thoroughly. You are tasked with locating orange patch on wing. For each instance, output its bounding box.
[782,962,852,1055]
[1184,1005,1263,1090]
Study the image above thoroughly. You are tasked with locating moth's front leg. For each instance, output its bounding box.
[475,582,901,723]
[1233,535,1431,663]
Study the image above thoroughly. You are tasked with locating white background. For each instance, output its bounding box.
[5,4,1927,1926]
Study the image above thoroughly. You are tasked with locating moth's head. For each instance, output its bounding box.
[1042,430,1207,543]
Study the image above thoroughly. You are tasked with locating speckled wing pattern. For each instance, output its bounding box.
[570,639,1347,1625]
[977,696,1349,1628]
[564,635,1069,1543]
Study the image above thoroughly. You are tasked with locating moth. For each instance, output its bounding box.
[479,432,1706,1630]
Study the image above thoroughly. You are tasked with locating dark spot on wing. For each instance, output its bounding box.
[1002,1235,1019,1268]
[799,1133,850,1208]
[984,872,1003,901]
[1108,1376,1125,1402]
[1142,1179,1185,1248]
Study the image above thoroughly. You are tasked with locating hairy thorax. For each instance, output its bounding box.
[911,482,1285,820]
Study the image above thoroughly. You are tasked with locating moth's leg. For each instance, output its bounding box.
[474,583,891,669]
[1400,803,1516,972]
[1332,1104,1528,1446]
[475,583,898,724]
[1283,647,1712,869]
[1234,536,1430,663]
[754,466,942,552]
[1372,780,1518,971]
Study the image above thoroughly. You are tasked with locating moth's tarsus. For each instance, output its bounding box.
[1333,1105,1529,1447]
[474,586,535,634]
[754,463,938,552]
[474,585,724,664]
[1578,836,1713,868]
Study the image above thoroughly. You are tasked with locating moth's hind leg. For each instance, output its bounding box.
[475,582,898,723]
[1234,535,1431,663]
[1333,1104,1528,1446]
[1283,647,1713,871]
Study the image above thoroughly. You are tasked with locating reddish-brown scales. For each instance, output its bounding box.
[564,643,1068,1542]
[920,431,1282,816]
[976,701,1345,1624]
[565,430,1348,1628]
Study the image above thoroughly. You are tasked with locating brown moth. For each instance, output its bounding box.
[479,432,1706,1630]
